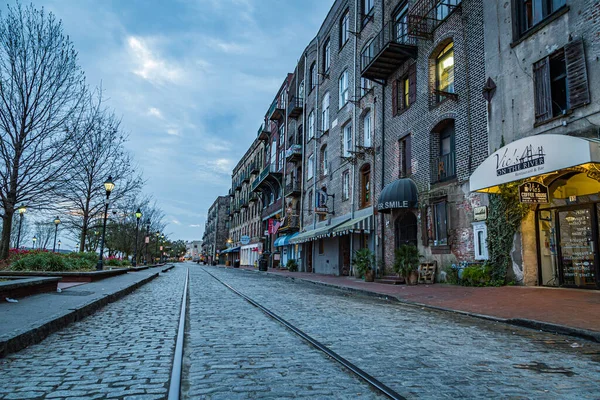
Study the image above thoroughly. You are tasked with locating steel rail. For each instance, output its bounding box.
[202,268,406,400]
[168,267,189,400]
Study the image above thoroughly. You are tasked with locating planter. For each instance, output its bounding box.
[407,270,418,285]
[364,269,375,282]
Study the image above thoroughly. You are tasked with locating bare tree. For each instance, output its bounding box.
[33,221,55,250]
[59,89,143,252]
[0,3,87,259]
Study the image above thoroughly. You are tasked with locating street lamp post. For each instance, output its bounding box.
[133,208,142,267]
[144,219,150,265]
[58,240,61,252]
[155,231,160,264]
[32,236,37,250]
[52,216,61,252]
[160,233,165,263]
[96,176,115,271]
[16,206,26,249]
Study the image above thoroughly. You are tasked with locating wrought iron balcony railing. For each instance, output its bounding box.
[431,151,456,183]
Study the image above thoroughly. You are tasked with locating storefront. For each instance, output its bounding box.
[290,220,349,275]
[274,233,299,267]
[470,134,600,289]
[240,243,262,267]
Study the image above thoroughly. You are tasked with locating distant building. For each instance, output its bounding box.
[185,241,202,259]
[202,196,229,264]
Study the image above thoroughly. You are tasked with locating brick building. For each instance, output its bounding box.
[471,0,600,288]
[201,196,229,264]
[227,139,265,266]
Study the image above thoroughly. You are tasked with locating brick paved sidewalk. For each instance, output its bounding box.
[235,265,600,341]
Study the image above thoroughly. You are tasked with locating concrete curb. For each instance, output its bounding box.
[162,265,175,273]
[0,272,160,358]
[238,268,600,344]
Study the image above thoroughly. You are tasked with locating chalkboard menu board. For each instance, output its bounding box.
[558,208,596,287]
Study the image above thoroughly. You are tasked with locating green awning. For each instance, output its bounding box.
[332,215,373,236]
[290,220,349,244]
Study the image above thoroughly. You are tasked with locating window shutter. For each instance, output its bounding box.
[406,135,412,176]
[533,57,551,124]
[392,79,398,117]
[409,63,417,105]
[565,39,590,110]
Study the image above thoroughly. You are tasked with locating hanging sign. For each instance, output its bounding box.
[145,237,150,243]
[241,235,251,245]
[519,182,549,204]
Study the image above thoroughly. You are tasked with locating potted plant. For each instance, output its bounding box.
[286,259,298,272]
[352,248,375,282]
[393,244,421,285]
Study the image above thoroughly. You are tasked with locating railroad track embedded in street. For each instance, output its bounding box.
[199,267,406,400]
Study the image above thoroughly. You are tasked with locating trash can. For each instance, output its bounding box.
[212,260,217,266]
[258,258,268,272]
[234,259,240,268]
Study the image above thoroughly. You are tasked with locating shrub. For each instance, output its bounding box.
[121,259,132,267]
[393,244,421,278]
[11,252,66,272]
[352,248,374,278]
[286,259,298,272]
[460,263,492,286]
[105,257,123,267]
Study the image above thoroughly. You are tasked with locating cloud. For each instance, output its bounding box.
[126,36,185,85]
[148,107,164,119]
[171,219,181,225]
[189,224,202,228]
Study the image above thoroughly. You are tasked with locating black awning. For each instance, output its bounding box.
[377,178,418,213]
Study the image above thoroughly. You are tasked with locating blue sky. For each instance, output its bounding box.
[13,0,334,242]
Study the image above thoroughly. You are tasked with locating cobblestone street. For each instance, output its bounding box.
[0,267,186,400]
[203,267,600,400]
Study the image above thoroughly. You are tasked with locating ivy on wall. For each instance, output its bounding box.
[486,138,532,284]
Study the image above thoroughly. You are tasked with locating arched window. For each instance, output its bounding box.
[360,164,371,208]
[310,62,317,91]
[320,145,328,176]
[308,111,315,139]
[323,38,331,72]
[322,92,330,132]
[339,69,349,108]
[435,42,454,102]
[395,213,418,248]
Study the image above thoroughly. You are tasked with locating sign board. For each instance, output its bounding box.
[519,182,549,204]
[268,219,274,234]
[315,207,329,215]
[145,237,150,244]
[474,206,488,221]
[264,230,269,236]
[160,246,163,251]
[240,235,251,245]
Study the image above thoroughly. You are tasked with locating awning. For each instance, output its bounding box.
[274,232,299,247]
[221,246,240,254]
[332,215,373,236]
[470,134,600,192]
[377,178,418,213]
[290,220,349,244]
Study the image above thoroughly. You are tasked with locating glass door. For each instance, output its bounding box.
[557,206,597,288]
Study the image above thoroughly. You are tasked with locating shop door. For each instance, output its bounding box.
[306,243,313,273]
[557,206,598,288]
[339,236,350,276]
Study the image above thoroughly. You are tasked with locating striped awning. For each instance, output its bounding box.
[274,232,299,247]
[290,219,349,244]
[332,215,373,236]
[221,246,240,254]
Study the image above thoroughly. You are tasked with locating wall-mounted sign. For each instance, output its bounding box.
[315,206,329,215]
[240,235,251,245]
[474,206,488,221]
[519,182,549,204]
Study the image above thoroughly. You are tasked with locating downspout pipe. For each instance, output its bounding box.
[378,0,386,278]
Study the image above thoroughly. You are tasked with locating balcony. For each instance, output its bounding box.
[360,21,417,81]
[288,96,303,119]
[278,215,300,233]
[284,180,301,197]
[262,198,283,219]
[408,0,461,39]
[250,162,260,175]
[240,199,248,209]
[431,152,456,184]
[249,193,259,203]
[242,173,250,184]
[233,203,241,214]
[228,189,234,198]
[268,100,284,121]
[258,124,270,141]
[285,144,302,162]
[235,179,241,191]
[251,164,282,193]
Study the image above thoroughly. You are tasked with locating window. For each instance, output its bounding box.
[310,62,317,91]
[432,122,456,182]
[361,77,373,97]
[339,70,349,108]
[299,80,305,99]
[321,145,328,176]
[533,39,590,124]
[433,201,448,246]
[318,238,325,254]
[342,170,350,200]
[270,139,277,170]
[393,63,416,115]
[394,3,409,42]
[340,11,350,47]
[324,39,331,72]
[362,0,374,25]
[435,42,455,103]
[279,124,285,146]
[308,111,315,139]
[516,0,566,36]
[363,111,372,147]
[360,164,371,208]
[308,191,313,215]
[279,149,284,170]
[343,124,352,157]
[400,134,412,177]
[322,92,330,132]
[308,154,314,179]
[436,0,460,21]
[361,40,376,71]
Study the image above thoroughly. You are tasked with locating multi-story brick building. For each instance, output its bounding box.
[227,139,264,267]
[201,196,229,264]
[470,0,600,289]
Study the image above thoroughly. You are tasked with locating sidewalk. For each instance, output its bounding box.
[0,264,173,357]
[237,266,600,343]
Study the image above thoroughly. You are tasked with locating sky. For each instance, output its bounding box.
[3,0,334,243]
